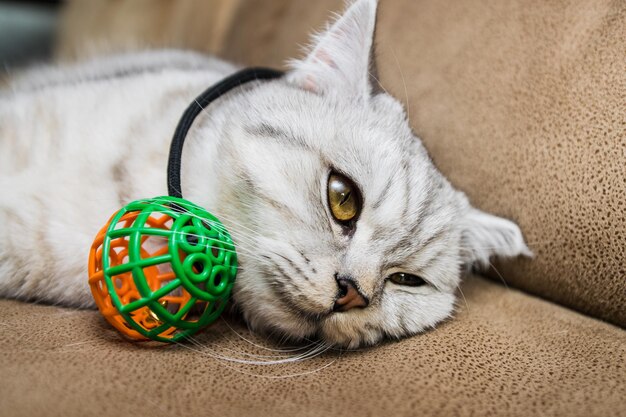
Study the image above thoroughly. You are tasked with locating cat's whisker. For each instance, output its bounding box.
[390,46,410,123]
[182,332,331,365]
[368,70,390,95]
[212,213,263,237]
[155,197,264,239]
[170,338,339,380]
[209,339,322,362]
[166,229,251,249]
[212,323,304,356]
[457,240,552,251]
[142,238,255,264]
[39,209,259,250]
[220,317,317,353]
[145,198,258,245]
[139,231,265,262]
[186,334,312,360]
[174,213,262,248]
[301,336,347,353]
[230,233,263,249]
[455,282,470,313]
[488,261,509,289]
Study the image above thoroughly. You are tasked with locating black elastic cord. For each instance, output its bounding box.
[167,67,283,198]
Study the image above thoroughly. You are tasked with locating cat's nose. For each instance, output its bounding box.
[333,276,368,312]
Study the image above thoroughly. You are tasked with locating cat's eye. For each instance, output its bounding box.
[327,172,362,224]
[388,273,427,287]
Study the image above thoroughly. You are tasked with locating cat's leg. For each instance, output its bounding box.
[0,173,96,307]
[0,93,93,307]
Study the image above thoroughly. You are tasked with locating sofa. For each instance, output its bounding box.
[1,1,624,416]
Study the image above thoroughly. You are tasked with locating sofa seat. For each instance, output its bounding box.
[1,275,623,417]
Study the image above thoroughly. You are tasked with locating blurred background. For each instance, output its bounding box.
[0,0,343,72]
[0,0,61,69]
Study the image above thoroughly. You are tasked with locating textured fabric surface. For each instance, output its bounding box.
[56,0,626,326]
[1,276,624,417]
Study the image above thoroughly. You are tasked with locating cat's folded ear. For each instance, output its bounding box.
[460,207,533,269]
[286,0,380,100]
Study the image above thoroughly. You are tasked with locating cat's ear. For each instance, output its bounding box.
[286,0,379,99]
[460,207,533,269]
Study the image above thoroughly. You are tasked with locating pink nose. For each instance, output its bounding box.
[334,278,368,312]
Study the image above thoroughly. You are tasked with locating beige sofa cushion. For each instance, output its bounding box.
[1,276,624,417]
[57,0,626,327]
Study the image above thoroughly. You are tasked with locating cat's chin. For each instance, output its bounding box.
[244,314,383,349]
[319,320,386,349]
[240,307,394,349]
[234,294,455,350]
[239,292,458,349]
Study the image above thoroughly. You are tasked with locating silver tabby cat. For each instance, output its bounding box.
[0,0,530,348]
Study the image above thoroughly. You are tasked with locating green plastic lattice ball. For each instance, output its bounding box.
[88,196,237,342]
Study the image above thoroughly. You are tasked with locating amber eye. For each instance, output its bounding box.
[388,273,427,287]
[327,172,361,224]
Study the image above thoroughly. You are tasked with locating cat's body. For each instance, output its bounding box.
[0,0,530,348]
[0,50,235,306]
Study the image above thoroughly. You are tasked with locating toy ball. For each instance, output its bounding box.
[88,196,237,342]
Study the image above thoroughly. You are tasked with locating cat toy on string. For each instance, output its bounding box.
[87,67,283,342]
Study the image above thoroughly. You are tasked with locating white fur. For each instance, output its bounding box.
[0,0,530,347]
[287,0,378,99]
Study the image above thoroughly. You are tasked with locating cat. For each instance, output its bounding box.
[0,0,531,348]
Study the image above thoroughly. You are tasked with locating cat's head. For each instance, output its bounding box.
[195,0,530,348]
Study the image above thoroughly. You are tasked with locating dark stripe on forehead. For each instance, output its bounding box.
[402,171,442,245]
[406,191,436,238]
[244,123,312,150]
[372,176,393,210]
[401,159,411,220]
[382,233,416,259]
[255,186,303,222]
[417,225,450,253]
[371,161,412,244]
[417,243,450,278]
[245,123,290,140]
[370,162,414,247]
[382,220,451,269]
[377,160,436,254]
[237,150,334,236]
[238,168,296,218]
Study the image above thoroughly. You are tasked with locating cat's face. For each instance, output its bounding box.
[203,0,530,348]
[221,86,466,348]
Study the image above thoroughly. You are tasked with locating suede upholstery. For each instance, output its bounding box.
[1,1,625,416]
[1,277,625,417]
